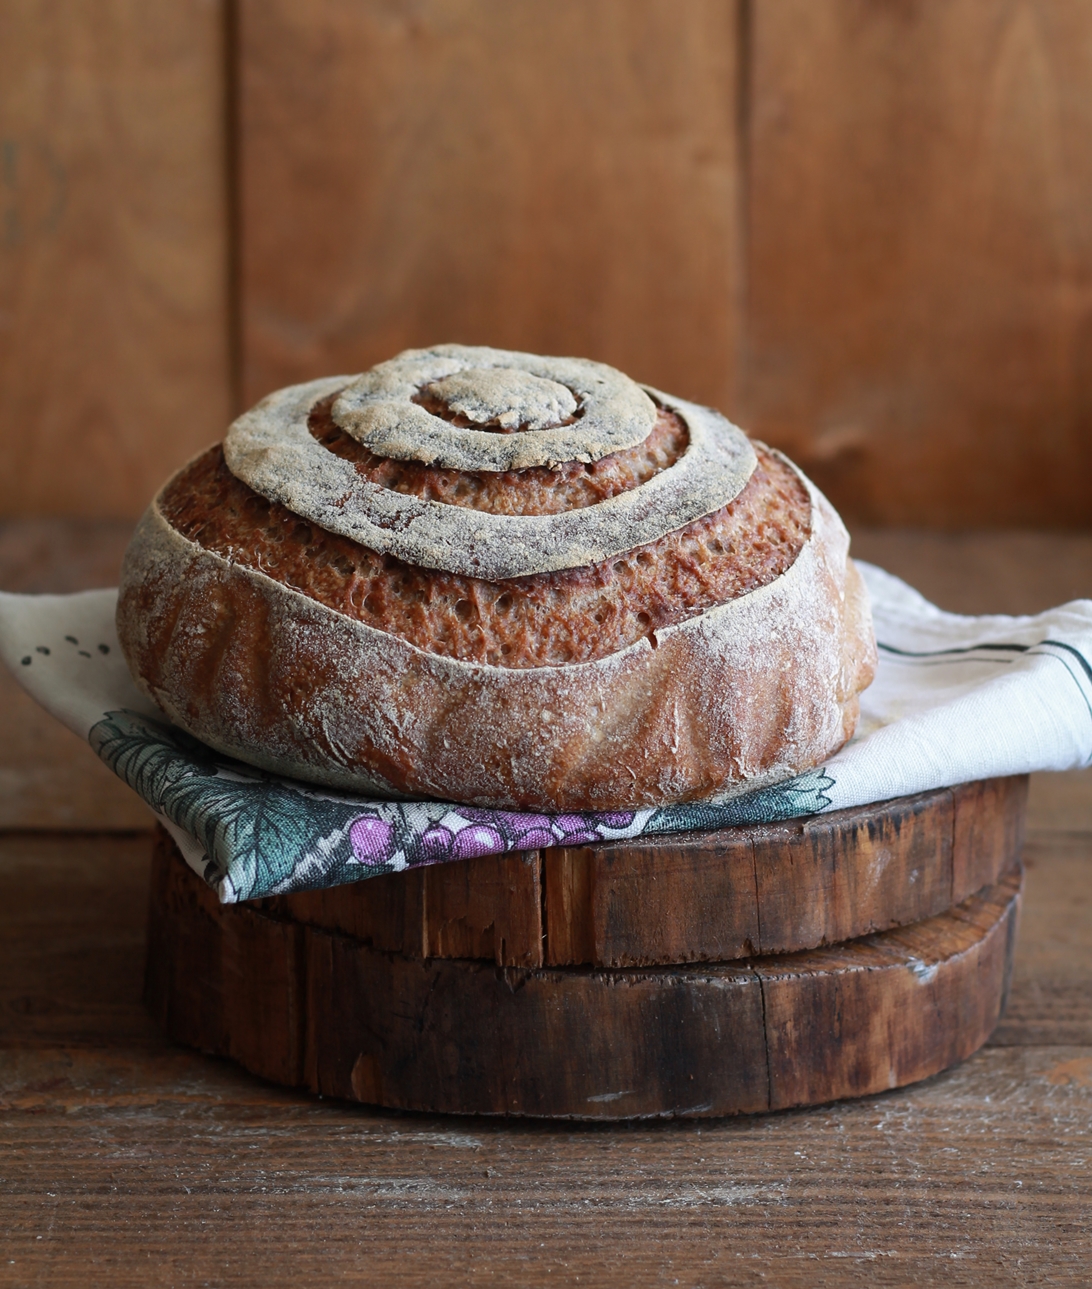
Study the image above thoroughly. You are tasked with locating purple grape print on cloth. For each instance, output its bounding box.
[88,708,838,903]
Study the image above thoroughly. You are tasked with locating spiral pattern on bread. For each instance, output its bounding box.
[223,345,758,580]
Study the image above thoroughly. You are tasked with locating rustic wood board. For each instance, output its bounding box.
[745,0,1092,527]
[146,829,1022,1119]
[0,2,232,518]
[257,776,1027,968]
[2,824,1089,1282]
[236,0,742,414]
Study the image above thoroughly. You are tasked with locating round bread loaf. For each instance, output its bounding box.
[117,345,876,810]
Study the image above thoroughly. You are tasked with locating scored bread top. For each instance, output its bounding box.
[222,347,758,580]
[308,396,690,515]
[158,441,809,669]
[156,346,813,671]
[330,345,659,470]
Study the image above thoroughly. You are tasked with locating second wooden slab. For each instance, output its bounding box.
[146,837,1023,1120]
[258,776,1027,968]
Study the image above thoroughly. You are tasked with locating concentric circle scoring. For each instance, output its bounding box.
[222,347,759,581]
[331,344,657,471]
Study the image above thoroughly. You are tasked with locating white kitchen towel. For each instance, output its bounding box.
[1,562,1089,903]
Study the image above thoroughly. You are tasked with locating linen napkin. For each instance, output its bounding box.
[1,562,1089,903]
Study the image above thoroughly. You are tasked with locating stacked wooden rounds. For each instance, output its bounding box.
[145,776,1026,1119]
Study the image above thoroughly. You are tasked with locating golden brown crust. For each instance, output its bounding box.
[117,484,875,811]
[158,442,810,669]
[222,376,758,581]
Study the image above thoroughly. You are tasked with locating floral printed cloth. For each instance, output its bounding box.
[2,563,1090,903]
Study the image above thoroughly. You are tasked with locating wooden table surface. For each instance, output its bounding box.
[1,526,1091,1285]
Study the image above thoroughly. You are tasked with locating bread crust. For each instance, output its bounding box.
[331,344,660,469]
[156,441,811,670]
[116,470,876,811]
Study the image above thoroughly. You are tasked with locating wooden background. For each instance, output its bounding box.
[4,0,1092,527]
[4,8,1092,1271]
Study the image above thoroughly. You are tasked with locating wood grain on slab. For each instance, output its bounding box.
[262,847,545,968]
[147,830,1022,1119]
[0,1,232,518]
[259,779,1025,968]
[2,821,1091,1281]
[551,776,1024,966]
[236,0,741,414]
[746,0,1092,527]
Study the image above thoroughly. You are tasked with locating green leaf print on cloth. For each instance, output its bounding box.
[88,709,838,903]
[90,710,367,901]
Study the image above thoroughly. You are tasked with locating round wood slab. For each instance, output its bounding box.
[145,831,1023,1120]
[255,775,1028,968]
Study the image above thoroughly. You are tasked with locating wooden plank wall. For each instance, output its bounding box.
[0,1,232,518]
[4,1,1092,525]
[236,0,743,415]
[746,0,1092,527]
[236,0,1092,528]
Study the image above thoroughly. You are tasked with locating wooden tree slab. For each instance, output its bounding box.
[146,832,1023,1120]
[255,776,1027,968]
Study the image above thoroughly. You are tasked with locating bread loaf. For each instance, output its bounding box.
[117,345,876,810]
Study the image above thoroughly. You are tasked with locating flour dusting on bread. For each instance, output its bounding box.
[118,345,877,810]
